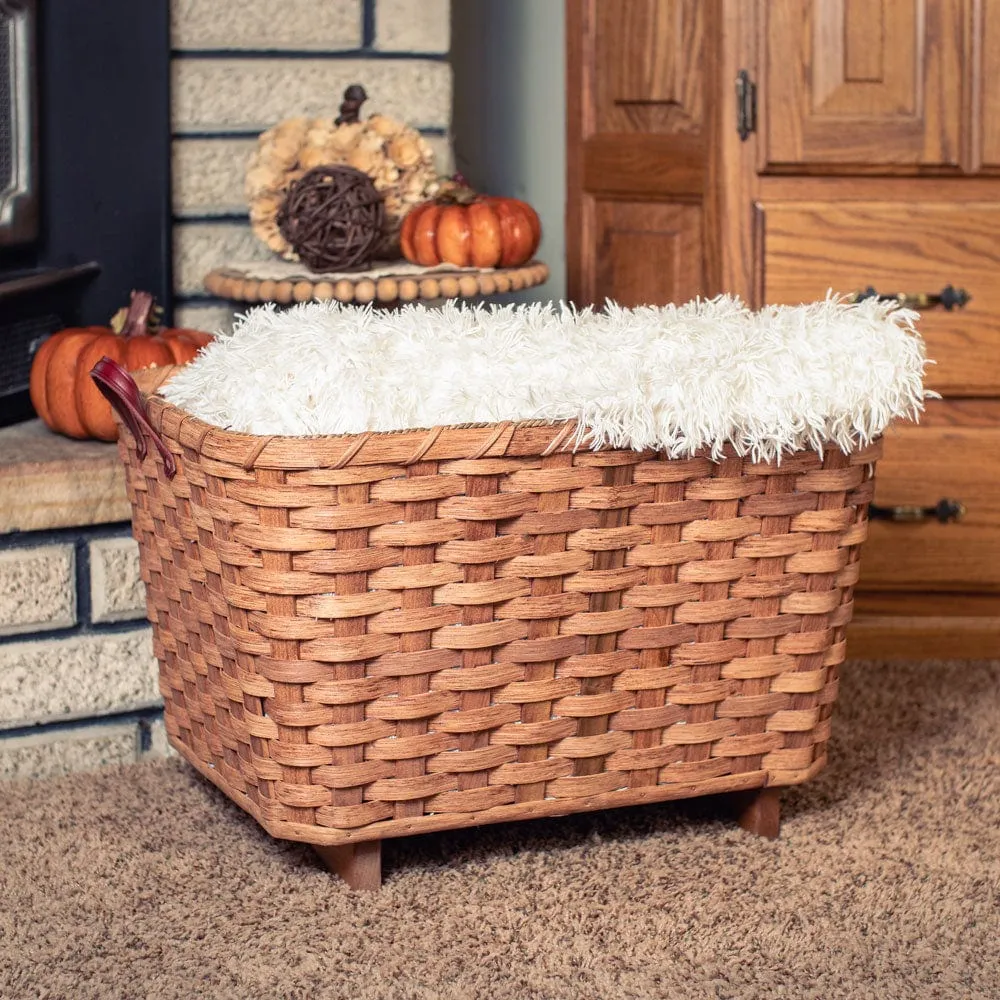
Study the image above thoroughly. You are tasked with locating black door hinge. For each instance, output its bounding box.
[736,70,756,141]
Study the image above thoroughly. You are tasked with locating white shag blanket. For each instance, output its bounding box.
[161,296,930,462]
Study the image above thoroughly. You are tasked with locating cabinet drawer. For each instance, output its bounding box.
[761,202,1000,396]
[859,422,1000,592]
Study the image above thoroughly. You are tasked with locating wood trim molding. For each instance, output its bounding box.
[848,615,1000,660]
[565,0,593,305]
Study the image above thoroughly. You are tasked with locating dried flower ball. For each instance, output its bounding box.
[246,84,442,262]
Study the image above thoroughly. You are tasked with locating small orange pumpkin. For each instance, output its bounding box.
[400,184,541,269]
[29,290,213,441]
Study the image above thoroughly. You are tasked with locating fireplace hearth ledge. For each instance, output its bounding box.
[0,420,130,534]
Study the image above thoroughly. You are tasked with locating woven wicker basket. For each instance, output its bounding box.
[95,360,880,888]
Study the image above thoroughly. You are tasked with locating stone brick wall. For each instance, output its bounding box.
[0,525,165,779]
[170,0,453,334]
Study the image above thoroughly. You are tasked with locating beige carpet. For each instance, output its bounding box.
[2,660,998,1000]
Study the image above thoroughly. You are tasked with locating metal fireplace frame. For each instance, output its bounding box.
[0,0,38,247]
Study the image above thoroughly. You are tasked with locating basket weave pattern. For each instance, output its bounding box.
[121,375,878,847]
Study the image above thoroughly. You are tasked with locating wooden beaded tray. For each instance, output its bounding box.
[204,259,550,306]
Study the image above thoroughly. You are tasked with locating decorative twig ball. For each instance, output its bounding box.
[277,165,385,272]
[246,84,442,261]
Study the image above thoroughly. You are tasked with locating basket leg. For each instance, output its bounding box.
[313,840,382,890]
[732,787,781,839]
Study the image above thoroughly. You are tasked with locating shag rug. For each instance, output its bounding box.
[2,658,998,1000]
[161,297,928,461]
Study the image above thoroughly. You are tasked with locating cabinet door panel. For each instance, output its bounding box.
[567,0,711,306]
[594,202,703,307]
[595,0,705,135]
[982,6,1000,167]
[762,0,965,170]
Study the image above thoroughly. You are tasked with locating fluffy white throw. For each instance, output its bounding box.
[160,296,929,462]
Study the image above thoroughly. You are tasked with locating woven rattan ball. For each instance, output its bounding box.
[277,165,385,272]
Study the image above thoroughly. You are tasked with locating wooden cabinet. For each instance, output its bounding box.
[567,0,1000,657]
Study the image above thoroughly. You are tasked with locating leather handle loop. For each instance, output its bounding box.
[90,357,178,479]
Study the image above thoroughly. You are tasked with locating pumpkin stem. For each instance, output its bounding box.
[335,84,367,125]
[117,290,156,339]
[435,174,480,206]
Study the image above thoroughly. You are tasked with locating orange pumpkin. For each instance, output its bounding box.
[29,290,213,441]
[400,189,542,269]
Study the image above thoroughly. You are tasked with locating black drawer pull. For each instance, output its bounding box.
[852,285,970,311]
[869,499,966,524]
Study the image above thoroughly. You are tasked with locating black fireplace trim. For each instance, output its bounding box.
[0,0,39,247]
[0,261,98,301]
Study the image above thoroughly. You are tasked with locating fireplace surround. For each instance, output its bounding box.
[0,0,457,782]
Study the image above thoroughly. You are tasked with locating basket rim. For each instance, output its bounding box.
[130,366,882,474]
[135,365,606,469]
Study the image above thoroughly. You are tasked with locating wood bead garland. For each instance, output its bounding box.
[277,165,385,272]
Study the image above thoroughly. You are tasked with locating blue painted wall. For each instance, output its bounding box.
[451,0,567,303]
